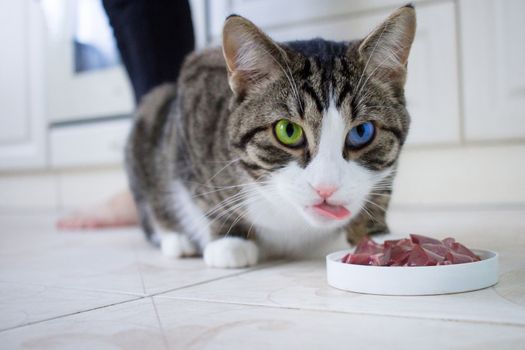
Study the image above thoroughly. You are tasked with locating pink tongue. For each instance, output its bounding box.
[313,202,351,219]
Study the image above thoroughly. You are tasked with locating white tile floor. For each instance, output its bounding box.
[1,208,524,349]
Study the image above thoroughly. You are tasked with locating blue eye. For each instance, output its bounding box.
[346,122,375,148]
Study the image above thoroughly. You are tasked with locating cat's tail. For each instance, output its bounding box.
[125,83,178,244]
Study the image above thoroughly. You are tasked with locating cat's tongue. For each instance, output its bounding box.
[313,202,350,220]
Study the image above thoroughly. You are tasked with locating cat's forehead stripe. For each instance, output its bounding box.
[335,82,353,108]
[294,54,360,115]
[301,84,323,113]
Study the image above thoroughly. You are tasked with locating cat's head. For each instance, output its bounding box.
[223,6,416,232]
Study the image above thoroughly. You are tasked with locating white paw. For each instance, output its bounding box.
[203,237,258,268]
[161,233,198,258]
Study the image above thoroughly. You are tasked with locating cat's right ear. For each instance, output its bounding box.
[222,15,284,98]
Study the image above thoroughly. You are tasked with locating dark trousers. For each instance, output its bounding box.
[102,0,195,103]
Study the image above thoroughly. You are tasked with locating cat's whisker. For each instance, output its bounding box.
[370,186,393,193]
[183,173,268,192]
[204,184,267,219]
[215,204,248,236]
[194,191,255,228]
[225,208,251,237]
[191,191,259,238]
[215,192,264,236]
[368,192,392,198]
[203,189,259,217]
[190,181,270,199]
[370,184,393,191]
[184,175,269,198]
[362,198,388,213]
[204,158,241,184]
[359,204,377,223]
[371,180,394,188]
[246,214,259,239]
[223,185,282,237]
[221,186,276,234]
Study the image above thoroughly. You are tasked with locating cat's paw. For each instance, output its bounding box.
[203,237,258,268]
[161,233,198,258]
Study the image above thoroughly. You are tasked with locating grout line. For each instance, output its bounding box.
[0,261,289,334]
[0,296,145,333]
[0,256,286,296]
[155,295,525,329]
[2,260,525,333]
[2,280,524,334]
[150,297,169,350]
[132,240,148,296]
[0,280,146,298]
[134,237,169,349]
[149,260,288,298]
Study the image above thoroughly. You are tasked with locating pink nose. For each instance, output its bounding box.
[315,186,337,199]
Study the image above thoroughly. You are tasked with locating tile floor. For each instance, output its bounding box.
[1,208,524,349]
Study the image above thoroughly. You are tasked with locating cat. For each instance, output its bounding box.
[125,5,416,268]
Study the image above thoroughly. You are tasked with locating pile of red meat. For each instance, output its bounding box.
[341,234,481,266]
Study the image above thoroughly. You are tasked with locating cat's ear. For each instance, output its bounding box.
[222,15,284,97]
[357,4,416,84]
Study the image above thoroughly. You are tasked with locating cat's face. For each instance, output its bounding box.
[223,7,415,232]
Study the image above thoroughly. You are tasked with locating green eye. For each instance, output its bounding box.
[274,119,304,146]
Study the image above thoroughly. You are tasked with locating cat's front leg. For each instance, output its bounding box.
[161,233,199,258]
[203,237,258,268]
[346,192,392,244]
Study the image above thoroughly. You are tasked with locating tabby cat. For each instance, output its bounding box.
[125,5,416,268]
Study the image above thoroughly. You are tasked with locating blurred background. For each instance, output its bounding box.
[0,0,524,214]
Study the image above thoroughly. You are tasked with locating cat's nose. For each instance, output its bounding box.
[315,186,338,199]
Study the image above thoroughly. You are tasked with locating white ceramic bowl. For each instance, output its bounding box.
[326,249,499,295]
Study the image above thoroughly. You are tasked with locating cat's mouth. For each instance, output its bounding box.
[311,201,351,220]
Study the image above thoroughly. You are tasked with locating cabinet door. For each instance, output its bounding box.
[258,2,461,145]
[460,0,525,141]
[45,1,134,124]
[0,1,27,143]
[50,119,131,168]
[0,0,46,170]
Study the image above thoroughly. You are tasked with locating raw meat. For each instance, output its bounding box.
[341,234,481,267]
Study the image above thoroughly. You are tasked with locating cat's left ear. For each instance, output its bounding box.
[222,15,285,97]
[357,4,416,85]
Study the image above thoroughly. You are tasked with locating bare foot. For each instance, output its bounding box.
[57,190,139,230]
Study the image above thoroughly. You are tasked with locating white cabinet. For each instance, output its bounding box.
[44,1,134,124]
[0,0,46,170]
[0,1,27,144]
[223,1,461,145]
[50,119,131,168]
[460,0,525,141]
